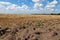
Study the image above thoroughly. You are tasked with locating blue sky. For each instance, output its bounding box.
[0,0,60,14]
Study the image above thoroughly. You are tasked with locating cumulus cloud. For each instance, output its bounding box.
[34,3,43,9]
[42,0,58,13]
[32,0,43,13]
[32,0,45,2]
[0,1,11,5]
[49,0,57,5]
[6,4,18,10]
[0,1,29,13]
[21,5,28,10]
[0,0,59,14]
[32,0,40,2]
[45,0,58,9]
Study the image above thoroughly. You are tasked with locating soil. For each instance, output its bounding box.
[0,15,60,40]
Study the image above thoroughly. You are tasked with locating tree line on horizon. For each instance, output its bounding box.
[31,13,60,15]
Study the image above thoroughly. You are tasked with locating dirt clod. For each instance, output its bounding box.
[0,15,60,40]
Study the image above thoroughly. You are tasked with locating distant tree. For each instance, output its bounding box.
[57,13,60,15]
[50,13,60,15]
[31,13,60,15]
[50,13,54,15]
[31,13,41,15]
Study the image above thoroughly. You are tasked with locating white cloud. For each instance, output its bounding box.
[32,0,43,12]
[0,1,11,5]
[46,0,58,9]
[6,3,29,10]
[49,0,58,5]
[34,3,43,9]
[0,1,29,13]
[45,0,58,12]
[0,0,59,14]
[32,0,45,2]
[32,0,40,2]
[21,5,28,9]
[6,4,18,10]
[46,5,55,8]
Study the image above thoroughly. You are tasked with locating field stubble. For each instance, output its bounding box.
[0,14,60,40]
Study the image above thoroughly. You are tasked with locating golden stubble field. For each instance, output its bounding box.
[0,14,60,40]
